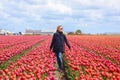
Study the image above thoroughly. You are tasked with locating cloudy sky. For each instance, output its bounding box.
[0,0,120,34]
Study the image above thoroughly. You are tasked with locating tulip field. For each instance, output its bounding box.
[0,35,120,80]
[65,36,120,80]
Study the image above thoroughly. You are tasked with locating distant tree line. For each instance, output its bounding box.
[68,29,82,35]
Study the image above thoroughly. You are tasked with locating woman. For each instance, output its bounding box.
[50,25,71,72]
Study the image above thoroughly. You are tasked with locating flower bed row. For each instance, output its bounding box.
[0,36,49,64]
[68,36,120,65]
[0,36,42,49]
[0,38,57,80]
[64,36,120,79]
[0,36,22,49]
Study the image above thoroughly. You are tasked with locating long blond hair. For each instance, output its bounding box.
[56,25,62,32]
[56,25,63,32]
[56,25,66,35]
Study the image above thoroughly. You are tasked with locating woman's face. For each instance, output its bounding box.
[58,27,63,32]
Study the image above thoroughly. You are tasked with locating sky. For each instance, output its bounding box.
[0,0,120,34]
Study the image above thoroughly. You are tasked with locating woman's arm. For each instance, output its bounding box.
[50,33,55,50]
[64,35,71,49]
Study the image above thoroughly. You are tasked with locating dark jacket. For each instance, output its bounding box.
[50,32,71,53]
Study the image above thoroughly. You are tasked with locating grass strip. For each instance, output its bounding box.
[41,73,48,80]
[63,54,75,80]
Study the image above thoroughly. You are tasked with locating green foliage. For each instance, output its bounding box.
[75,29,82,35]
[41,73,48,80]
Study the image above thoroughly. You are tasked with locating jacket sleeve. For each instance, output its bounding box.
[50,33,55,50]
[64,35,71,49]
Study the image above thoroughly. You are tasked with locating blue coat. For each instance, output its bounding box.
[50,32,71,53]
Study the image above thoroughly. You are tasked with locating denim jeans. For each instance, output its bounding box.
[56,52,63,70]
